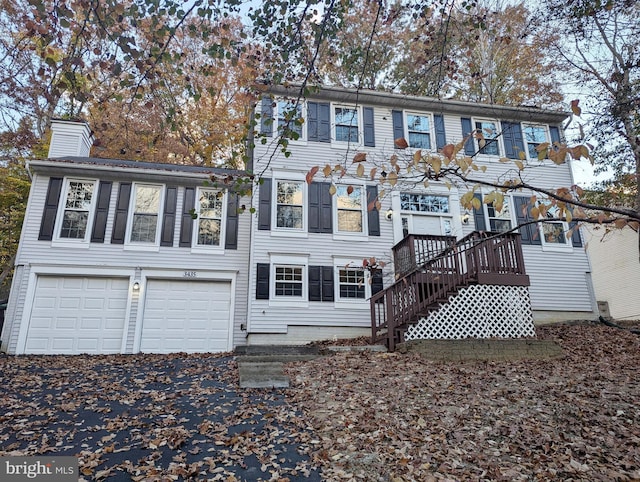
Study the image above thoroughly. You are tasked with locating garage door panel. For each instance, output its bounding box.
[141,279,232,354]
[25,276,128,354]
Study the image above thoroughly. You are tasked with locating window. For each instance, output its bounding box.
[406,114,431,149]
[474,120,500,156]
[277,100,304,139]
[524,125,549,159]
[274,265,303,297]
[338,268,365,299]
[487,197,512,232]
[399,192,453,238]
[129,184,162,243]
[540,204,568,246]
[334,106,359,143]
[400,193,449,213]
[336,185,364,233]
[276,180,304,229]
[196,188,224,246]
[59,180,96,239]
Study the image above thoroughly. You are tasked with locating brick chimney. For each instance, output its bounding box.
[48,119,94,158]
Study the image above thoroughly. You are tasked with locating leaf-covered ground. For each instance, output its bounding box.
[287,323,640,481]
[1,322,638,481]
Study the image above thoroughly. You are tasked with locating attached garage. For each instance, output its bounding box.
[24,276,129,354]
[139,279,232,353]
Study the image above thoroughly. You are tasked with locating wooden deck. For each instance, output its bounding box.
[371,231,530,351]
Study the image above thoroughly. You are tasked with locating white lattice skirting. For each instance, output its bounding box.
[404,284,535,340]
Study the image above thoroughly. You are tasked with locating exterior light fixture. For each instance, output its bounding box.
[132,281,140,291]
[385,209,393,221]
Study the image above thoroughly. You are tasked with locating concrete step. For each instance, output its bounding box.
[237,361,290,389]
[234,344,321,356]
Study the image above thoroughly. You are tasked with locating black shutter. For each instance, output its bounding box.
[371,269,384,295]
[111,182,131,244]
[570,221,583,247]
[367,185,380,236]
[256,263,270,299]
[318,102,331,142]
[392,110,404,146]
[260,96,273,136]
[225,192,239,250]
[472,193,487,232]
[308,265,322,301]
[309,265,335,301]
[501,121,525,159]
[160,186,177,247]
[307,102,318,141]
[513,196,540,245]
[434,114,446,150]
[38,177,63,241]
[179,187,196,247]
[321,266,334,301]
[257,178,271,230]
[309,182,332,234]
[90,181,112,243]
[461,118,475,156]
[363,107,375,147]
[308,182,320,232]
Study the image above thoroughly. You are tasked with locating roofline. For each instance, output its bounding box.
[264,84,569,124]
[28,157,245,184]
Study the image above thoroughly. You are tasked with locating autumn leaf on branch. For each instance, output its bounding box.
[394,137,408,149]
[306,166,319,184]
[570,99,582,116]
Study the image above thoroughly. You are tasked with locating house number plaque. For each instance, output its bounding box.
[183,271,197,278]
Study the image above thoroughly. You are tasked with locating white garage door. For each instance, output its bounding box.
[25,276,129,354]
[140,279,232,353]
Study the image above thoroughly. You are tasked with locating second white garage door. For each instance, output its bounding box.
[140,279,232,353]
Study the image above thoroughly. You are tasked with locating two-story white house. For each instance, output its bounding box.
[0,85,597,354]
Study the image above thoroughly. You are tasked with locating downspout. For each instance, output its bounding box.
[243,101,257,340]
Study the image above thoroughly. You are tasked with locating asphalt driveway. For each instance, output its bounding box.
[0,353,322,481]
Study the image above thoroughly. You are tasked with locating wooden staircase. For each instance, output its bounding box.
[370,231,530,351]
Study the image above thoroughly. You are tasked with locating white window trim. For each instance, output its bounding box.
[404,111,435,152]
[124,182,165,251]
[268,254,309,307]
[332,183,368,241]
[472,118,503,157]
[274,99,307,143]
[394,187,462,241]
[481,193,515,233]
[331,103,363,148]
[52,177,99,246]
[536,201,574,252]
[333,257,370,308]
[190,187,227,253]
[523,124,550,161]
[271,171,308,238]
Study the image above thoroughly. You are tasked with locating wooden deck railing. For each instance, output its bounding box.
[371,231,530,351]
